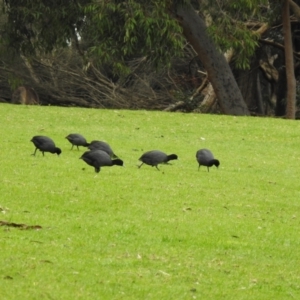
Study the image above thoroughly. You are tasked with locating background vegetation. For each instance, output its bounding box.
[1,103,300,299]
[1,0,300,117]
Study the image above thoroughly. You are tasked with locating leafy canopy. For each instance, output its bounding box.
[2,0,184,73]
[1,0,274,72]
[202,0,271,69]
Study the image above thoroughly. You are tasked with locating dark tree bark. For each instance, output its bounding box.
[275,67,287,116]
[235,52,264,115]
[282,0,296,119]
[175,3,250,116]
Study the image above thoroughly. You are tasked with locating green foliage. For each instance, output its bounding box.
[2,0,89,53]
[2,0,184,74]
[203,0,270,69]
[208,20,259,69]
[82,1,184,73]
[7,75,24,91]
[1,104,300,299]
[0,0,282,73]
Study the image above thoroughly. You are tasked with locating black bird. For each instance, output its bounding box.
[31,136,61,156]
[80,150,123,173]
[138,150,178,171]
[88,140,118,158]
[196,148,220,172]
[66,133,90,150]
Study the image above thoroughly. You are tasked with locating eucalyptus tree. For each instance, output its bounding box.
[283,0,299,119]
[1,0,272,115]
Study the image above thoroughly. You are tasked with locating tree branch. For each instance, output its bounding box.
[289,0,300,19]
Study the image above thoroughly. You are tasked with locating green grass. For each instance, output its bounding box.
[1,103,300,299]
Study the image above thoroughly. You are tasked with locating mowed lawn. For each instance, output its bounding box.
[1,103,300,299]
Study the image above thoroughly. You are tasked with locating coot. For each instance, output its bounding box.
[31,136,61,156]
[80,150,123,173]
[138,150,178,171]
[88,140,118,158]
[66,133,89,150]
[196,149,220,172]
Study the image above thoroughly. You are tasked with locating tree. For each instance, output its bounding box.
[282,0,296,119]
[0,0,275,115]
[174,2,249,115]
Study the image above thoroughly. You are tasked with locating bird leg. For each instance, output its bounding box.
[31,147,38,156]
[138,162,144,168]
[155,165,160,171]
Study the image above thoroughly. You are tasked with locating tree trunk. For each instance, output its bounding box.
[282,0,296,119]
[197,49,234,113]
[275,66,287,116]
[175,3,250,116]
[235,50,264,115]
[289,0,300,18]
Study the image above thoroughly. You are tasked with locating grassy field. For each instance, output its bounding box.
[1,103,300,299]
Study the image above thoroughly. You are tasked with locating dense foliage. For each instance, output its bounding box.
[2,0,272,71]
[202,0,271,69]
[2,0,185,73]
[0,0,298,117]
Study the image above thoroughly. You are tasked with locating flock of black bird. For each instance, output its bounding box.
[30,134,220,173]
